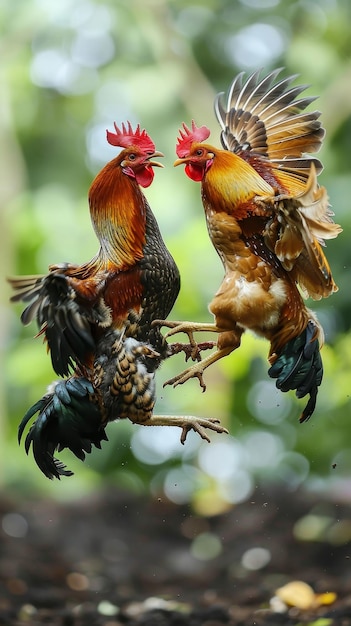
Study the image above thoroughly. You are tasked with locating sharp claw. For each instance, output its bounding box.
[164,344,233,393]
[163,377,176,388]
[195,372,207,392]
[179,418,227,444]
[163,368,207,390]
[196,372,207,393]
[180,427,188,445]
[180,427,210,445]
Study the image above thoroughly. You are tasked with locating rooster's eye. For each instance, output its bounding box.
[129,154,136,161]
[196,149,203,156]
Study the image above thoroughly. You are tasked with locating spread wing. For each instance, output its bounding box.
[215,69,341,298]
[214,69,325,185]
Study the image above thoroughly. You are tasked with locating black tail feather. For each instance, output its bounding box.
[18,377,107,479]
[268,321,323,422]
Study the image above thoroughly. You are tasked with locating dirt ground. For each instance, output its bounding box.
[1,484,351,625]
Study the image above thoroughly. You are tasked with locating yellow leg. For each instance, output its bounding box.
[164,345,235,390]
[153,319,242,390]
[154,319,221,338]
[139,414,228,444]
[153,319,222,361]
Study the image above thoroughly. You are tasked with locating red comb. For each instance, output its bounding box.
[106,121,155,152]
[176,120,211,157]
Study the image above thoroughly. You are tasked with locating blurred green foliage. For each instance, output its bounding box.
[1,0,351,508]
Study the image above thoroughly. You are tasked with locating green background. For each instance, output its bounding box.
[1,0,350,510]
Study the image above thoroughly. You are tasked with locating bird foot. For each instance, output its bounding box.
[179,416,228,444]
[153,319,219,363]
[144,414,228,443]
[169,341,216,363]
[163,344,235,391]
[164,363,208,391]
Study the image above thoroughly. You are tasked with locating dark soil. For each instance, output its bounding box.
[1,485,351,625]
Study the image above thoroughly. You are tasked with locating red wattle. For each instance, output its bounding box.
[185,163,204,182]
[135,166,154,188]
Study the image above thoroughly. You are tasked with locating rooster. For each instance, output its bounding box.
[9,122,226,478]
[158,69,341,422]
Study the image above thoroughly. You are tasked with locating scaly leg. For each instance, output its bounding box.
[157,319,221,338]
[140,414,228,444]
[154,320,242,389]
[153,319,222,361]
[164,345,236,390]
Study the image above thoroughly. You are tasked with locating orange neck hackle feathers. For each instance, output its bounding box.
[175,121,274,210]
[89,159,147,269]
[88,121,162,270]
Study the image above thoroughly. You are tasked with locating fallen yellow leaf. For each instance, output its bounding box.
[275,581,316,609]
[275,582,337,610]
[315,591,337,607]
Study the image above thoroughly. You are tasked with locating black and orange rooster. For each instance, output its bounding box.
[9,122,226,478]
[158,69,341,422]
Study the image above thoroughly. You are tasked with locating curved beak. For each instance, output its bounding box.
[146,151,164,168]
[174,157,188,167]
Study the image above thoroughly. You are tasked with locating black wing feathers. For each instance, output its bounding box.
[9,273,110,376]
